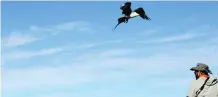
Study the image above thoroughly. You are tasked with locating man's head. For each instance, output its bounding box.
[190,63,212,79]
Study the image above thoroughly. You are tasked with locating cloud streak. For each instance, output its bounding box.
[3,44,218,92]
[2,39,123,64]
[50,21,92,35]
[138,33,204,44]
[137,24,218,44]
[3,47,67,61]
[2,32,41,48]
[150,32,205,43]
[2,21,92,48]
[76,40,123,49]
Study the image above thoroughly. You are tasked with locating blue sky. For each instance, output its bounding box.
[1,1,218,97]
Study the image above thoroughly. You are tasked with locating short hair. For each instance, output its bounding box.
[200,70,209,75]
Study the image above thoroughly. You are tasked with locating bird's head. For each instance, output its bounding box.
[120,4,125,10]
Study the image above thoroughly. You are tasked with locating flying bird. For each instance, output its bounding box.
[113,2,151,31]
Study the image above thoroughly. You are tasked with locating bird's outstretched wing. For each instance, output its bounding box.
[133,7,151,20]
[113,17,128,32]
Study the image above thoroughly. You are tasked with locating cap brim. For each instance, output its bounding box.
[190,67,198,71]
[208,70,212,74]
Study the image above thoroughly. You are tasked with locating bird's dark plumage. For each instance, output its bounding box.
[133,7,151,20]
[113,17,129,31]
[120,2,132,16]
[113,2,151,31]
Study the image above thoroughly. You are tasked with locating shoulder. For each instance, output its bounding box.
[187,80,198,97]
[189,80,198,86]
[188,79,203,92]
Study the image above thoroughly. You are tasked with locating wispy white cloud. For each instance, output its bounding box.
[2,40,123,64]
[2,24,217,94]
[2,20,218,96]
[76,40,123,49]
[28,21,91,35]
[2,32,41,48]
[2,21,92,48]
[138,32,205,44]
[73,48,134,62]
[2,49,134,92]
[3,44,218,92]
[137,24,218,44]
[160,33,203,43]
[3,47,67,61]
[51,21,92,35]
